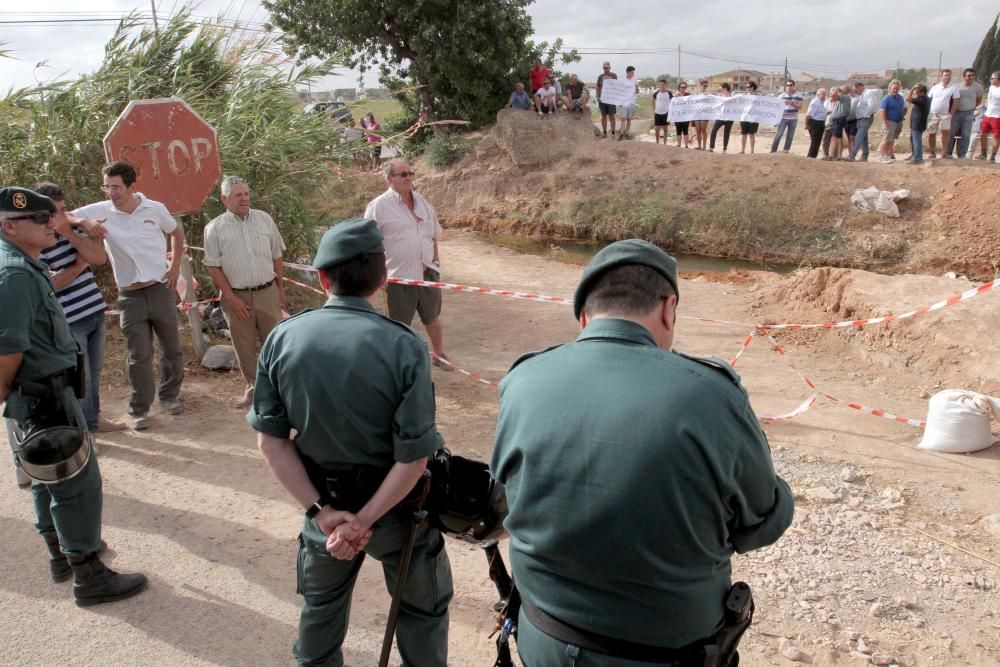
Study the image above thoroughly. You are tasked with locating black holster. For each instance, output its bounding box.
[704,582,754,667]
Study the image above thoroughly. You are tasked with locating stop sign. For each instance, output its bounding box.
[103,97,221,215]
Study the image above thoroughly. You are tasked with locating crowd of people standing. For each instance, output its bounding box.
[508,61,1000,164]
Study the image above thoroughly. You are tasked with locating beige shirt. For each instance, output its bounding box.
[363,188,442,281]
[204,209,285,289]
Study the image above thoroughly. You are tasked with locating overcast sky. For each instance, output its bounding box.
[1,1,997,91]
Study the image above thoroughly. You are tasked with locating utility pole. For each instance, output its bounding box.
[677,44,681,87]
[783,56,788,84]
[150,0,160,35]
[938,50,943,79]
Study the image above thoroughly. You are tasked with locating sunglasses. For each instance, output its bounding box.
[392,171,416,178]
[6,211,51,224]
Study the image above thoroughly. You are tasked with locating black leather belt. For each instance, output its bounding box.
[234,279,275,293]
[520,596,708,664]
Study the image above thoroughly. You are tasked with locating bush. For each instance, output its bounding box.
[423,132,471,168]
[0,10,342,273]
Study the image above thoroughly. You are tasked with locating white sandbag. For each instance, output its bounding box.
[850,186,910,218]
[918,389,1000,453]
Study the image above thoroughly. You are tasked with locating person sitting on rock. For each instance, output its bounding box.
[507,82,532,111]
[534,77,559,116]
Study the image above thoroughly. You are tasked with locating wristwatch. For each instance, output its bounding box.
[305,499,328,519]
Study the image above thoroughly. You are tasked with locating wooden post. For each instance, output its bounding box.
[180,251,207,362]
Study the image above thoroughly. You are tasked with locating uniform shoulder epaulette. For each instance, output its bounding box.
[509,344,563,372]
[673,351,742,386]
[371,310,422,338]
[274,308,314,328]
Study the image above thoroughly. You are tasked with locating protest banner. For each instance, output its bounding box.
[667,94,785,125]
[599,77,638,107]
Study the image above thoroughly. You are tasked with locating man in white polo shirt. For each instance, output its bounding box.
[364,158,449,366]
[927,68,959,159]
[204,175,286,407]
[74,161,185,431]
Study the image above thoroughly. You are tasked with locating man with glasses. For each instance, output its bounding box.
[74,161,186,431]
[34,182,125,436]
[534,77,559,116]
[770,80,803,154]
[946,68,984,159]
[0,186,147,604]
[364,159,450,366]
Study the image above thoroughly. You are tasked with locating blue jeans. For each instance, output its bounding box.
[770,118,798,152]
[70,310,107,432]
[849,116,873,160]
[948,110,974,157]
[910,129,924,162]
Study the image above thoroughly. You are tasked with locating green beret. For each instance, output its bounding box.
[0,186,56,214]
[312,218,385,271]
[573,239,679,319]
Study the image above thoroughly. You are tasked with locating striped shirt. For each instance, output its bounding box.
[364,188,442,281]
[778,90,804,120]
[39,232,107,325]
[203,209,285,290]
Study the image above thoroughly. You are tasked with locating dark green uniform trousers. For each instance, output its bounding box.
[30,451,103,556]
[516,611,707,667]
[294,511,453,667]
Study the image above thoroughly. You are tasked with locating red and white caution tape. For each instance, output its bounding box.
[763,332,926,428]
[729,331,755,367]
[759,393,820,422]
[284,277,326,297]
[430,353,499,388]
[757,278,1000,330]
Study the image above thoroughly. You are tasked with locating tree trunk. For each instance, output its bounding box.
[414,67,445,136]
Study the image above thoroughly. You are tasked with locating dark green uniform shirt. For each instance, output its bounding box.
[247,295,442,468]
[491,318,794,649]
[0,238,79,422]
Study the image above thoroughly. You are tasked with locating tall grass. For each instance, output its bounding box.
[0,9,345,263]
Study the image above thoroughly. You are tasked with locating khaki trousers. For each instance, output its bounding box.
[222,282,282,386]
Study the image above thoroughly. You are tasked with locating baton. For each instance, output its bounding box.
[378,470,432,667]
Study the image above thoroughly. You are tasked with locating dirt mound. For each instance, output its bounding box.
[415,117,1000,275]
[754,267,1000,391]
[927,172,1000,275]
[493,108,595,167]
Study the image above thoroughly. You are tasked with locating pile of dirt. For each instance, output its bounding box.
[753,267,1000,391]
[926,172,1000,276]
[415,115,997,275]
[493,108,595,167]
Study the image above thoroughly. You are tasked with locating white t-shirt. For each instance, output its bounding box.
[653,89,672,115]
[537,85,558,108]
[928,83,960,115]
[987,85,1000,119]
[74,194,178,288]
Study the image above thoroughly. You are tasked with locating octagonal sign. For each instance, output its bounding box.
[104,97,221,215]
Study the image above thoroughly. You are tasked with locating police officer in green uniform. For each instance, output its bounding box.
[491,239,794,666]
[249,218,453,667]
[0,186,147,605]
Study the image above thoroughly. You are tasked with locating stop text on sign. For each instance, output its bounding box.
[115,137,216,179]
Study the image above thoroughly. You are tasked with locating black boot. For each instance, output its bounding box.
[43,536,72,583]
[69,553,147,607]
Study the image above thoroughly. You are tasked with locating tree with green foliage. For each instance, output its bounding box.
[0,9,343,267]
[972,14,1000,86]
[263,0,578,130]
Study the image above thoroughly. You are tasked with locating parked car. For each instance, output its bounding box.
[303,101,352,124]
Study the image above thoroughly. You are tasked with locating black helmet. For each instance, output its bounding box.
[14,424,91,484]
[428,450,508,543]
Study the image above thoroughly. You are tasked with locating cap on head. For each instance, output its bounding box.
[0,186,56,215]
[312,218,384,271]
[573,239,679,319]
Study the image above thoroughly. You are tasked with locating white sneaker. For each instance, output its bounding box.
[130,414,150,431]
